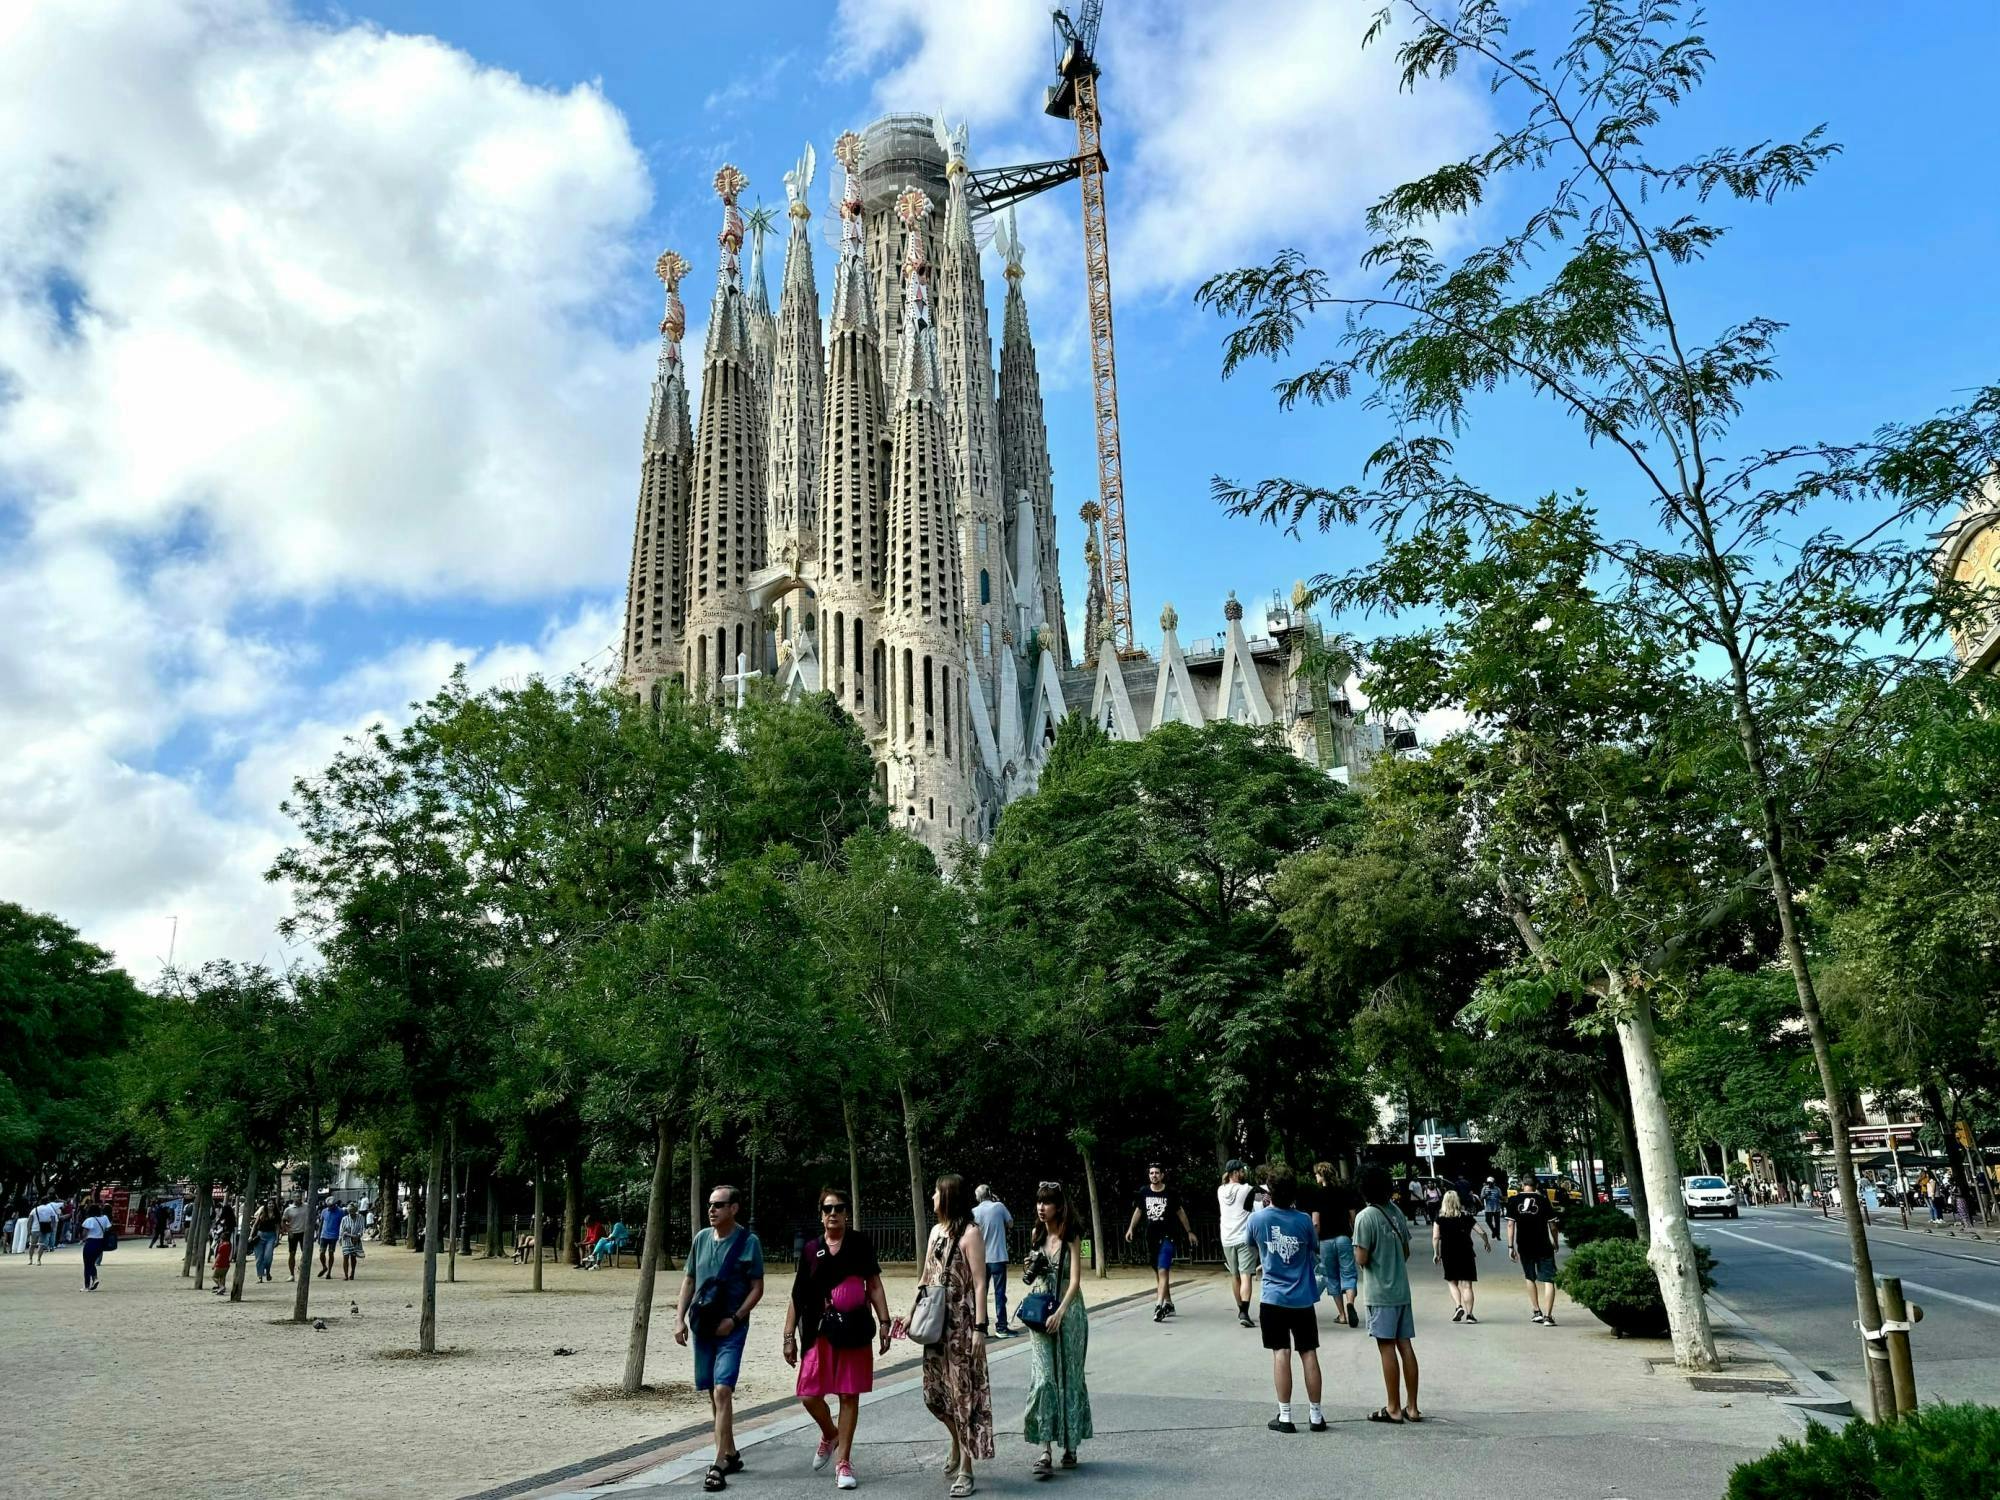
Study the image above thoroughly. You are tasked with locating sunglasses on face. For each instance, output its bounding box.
[707,1201,733,1210]
[820,1204,848,1215]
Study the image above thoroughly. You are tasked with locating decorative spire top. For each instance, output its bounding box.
[745,202,776,308]
[1001,206,1026,283]
[896,187,933,274]
[1161,601,1178,633]
[891,187,941,404]
[931,111,970,176]
[1079,500,1102,526]
[783,143,816,219]
[1223,590,1243,622]
[655,249,690,347]
[1291,579,1310,609]
[713,164,748,277]
[833,131,865,253]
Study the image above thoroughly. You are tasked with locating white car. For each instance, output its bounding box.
[1682,1175,1738,1219]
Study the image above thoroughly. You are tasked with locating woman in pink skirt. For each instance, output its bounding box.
[783,1186,893,1491]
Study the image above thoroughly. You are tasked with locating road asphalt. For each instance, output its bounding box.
[509,1252,1803,1500]
[1692,1203,2000,1412]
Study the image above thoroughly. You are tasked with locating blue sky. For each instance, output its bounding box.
[3,0,1996,976]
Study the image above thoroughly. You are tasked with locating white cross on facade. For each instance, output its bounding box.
[722,651,762,709]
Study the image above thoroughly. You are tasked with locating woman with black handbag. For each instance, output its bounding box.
[1020,1182,1091,1479]
[782,1186,892,1492]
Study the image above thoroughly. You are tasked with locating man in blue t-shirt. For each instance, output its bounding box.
[675,1184,765,1492]
[316,1199,345,1280]
[1246,1170,1324,1433]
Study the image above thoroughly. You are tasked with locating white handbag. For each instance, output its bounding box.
[906,1232,950,1344]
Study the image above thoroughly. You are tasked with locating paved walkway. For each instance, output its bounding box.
[507,1261,1805,1500]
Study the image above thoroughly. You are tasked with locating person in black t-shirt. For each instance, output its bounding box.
[1309,1163,1360,1329]
[1125,1165,1198,1322]
[1505,1177,1563,1325]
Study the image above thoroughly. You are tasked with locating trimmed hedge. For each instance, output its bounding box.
[1725,1402,2000,1498]
[1556,1236,1715,1325]
[1560,1203,1639,1248]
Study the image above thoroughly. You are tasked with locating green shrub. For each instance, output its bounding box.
[1725,1402,2000,1498]
[1556,1236,1716,1322]
[1560,1203,1638,1248]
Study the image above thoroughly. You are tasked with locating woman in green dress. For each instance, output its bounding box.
[1022,1181,1092,1478]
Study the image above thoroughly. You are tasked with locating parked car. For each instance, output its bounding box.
[1682,1175,1738,1218]
[1610,1184,1631,1206]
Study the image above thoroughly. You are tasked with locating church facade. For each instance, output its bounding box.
[620,114,1384,860]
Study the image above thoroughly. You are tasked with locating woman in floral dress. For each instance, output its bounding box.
[1022,1181,1091,1478]
[921,1174,993,1498]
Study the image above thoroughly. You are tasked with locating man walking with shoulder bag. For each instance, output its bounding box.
[676,1185,766,1492]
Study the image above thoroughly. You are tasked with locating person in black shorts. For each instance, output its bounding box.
[1125,1165,1198,1322]
[1506,1175,1562,1324]
[1246,1171,1324,1432]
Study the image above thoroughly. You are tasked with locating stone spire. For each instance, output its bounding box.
[880,187,974,856]
[621,248,694,701]
[996,208,1068,667]
[930,116,1011,733]
[816,130,889,726]
[682,164,769,698]
[1080,501,1106,666]
[745,202,778,424]
[764,145,823,577]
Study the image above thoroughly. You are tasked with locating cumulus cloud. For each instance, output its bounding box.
[0,0,647,980]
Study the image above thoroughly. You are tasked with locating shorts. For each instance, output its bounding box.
[1522,1255,1557,1283]
[1153,1239,1175,1272]
[1366,1303,1415,1341]
[694,1323,749,1392]
[1319,1237,1357,1297]
[40,1227,56,1250]
[1222,1241,1257,1276]
[1258,1302,1320,1352]
[288,1232,304,1252]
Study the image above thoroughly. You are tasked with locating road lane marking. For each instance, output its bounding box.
[1779,1216,2000,1270]
[1702,1226,2000,1320]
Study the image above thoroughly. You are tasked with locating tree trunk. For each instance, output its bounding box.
[407,1167,423,1250]
[531,1161,544,1293]
[189,1181,210,1288]
[485,1173,500,1258]
[687,1124,701,1256]
[228,1157,259,1303]
[380,1162,398,1247]
[842,1094,862,1224]
[182,1172,205,1277]
[1080,1140,1107,1280]
[291,1144,319,1323]
[622,1117,675,1394]
[896,1077,925,1260]
[1611,973,1719,1370]
[563,1151,583,1268]
[1597,1067,1648,1246]
[420,1127,444,1354]
[446,1126,458,1285]
[1578,1117,1598,1202]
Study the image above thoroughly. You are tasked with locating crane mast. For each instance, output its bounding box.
[968,4,1133,659]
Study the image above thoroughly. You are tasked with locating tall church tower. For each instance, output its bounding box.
[931,119,1010,725]
[682,164,768,698]
[745,203,778,442]
[764,145,823,661]
[816,131,889,732]
[879,188,974,852]
[997,210,1068,667]
[621,249,695,702]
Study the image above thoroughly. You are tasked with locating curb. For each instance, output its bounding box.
[1706,1290,1853,1423]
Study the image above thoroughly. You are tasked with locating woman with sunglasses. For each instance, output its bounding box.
[1022,1181,1091,1478]
[783,1187,892,1491]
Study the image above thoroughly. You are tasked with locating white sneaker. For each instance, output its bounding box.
[835,1460,858,1489]
[813,1438,836,1472]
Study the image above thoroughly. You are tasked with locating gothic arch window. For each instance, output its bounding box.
[979,569,991,605]
[982,621,992,658]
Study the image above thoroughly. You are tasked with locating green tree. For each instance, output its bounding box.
[0,902,145,1198]
[1660,970,1818,1184]
[271,722,499,1354]
[1199,1,2000,1403]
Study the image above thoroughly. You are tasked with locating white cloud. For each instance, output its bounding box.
[0,0,647,982]
[0,0,653,602]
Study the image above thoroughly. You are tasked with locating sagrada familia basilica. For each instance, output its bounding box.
[620,115,1389,859]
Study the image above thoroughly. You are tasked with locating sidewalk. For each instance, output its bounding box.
[509,1257,1805,1500]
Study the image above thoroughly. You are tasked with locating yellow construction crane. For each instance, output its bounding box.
[967,1,1134,657]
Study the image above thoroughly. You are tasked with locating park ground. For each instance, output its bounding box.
[3,1231,1823,1499]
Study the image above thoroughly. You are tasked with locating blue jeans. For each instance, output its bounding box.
[694,1323,749,1391]
[255,1230,278,1278]
[83,1237,104,1288]
[1320,1236,1357,1297]
[986,1261,1010,1330]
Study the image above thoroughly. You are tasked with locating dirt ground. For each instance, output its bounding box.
[0,1237,1170,1499]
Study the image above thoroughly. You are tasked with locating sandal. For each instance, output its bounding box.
[1404,1408,1424,1423]
[950,1475,975,1498]
[1061,1450,1078,1469]
[720,1452,744,1475]
[1032,1454,1054,1480]
[702,1465,726,1492]
[1367,1407,1404,1425]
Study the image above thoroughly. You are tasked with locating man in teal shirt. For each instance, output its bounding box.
[676,1184,765,1492]
[1353,1168,1421,1424]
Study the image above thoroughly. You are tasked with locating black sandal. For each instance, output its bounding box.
[1367,1407,1404,1425]
[720,1452,744,1475]
[702,1465,727,1491]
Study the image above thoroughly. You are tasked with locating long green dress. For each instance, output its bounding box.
[1022,1240,1092,1450]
